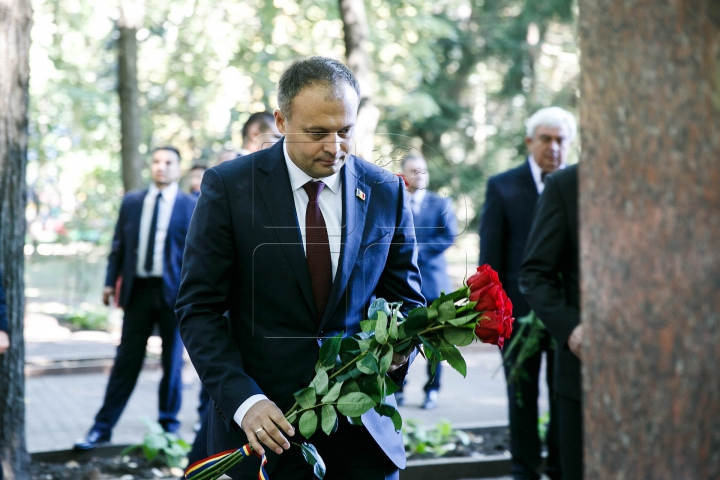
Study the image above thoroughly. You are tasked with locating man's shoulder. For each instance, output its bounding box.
[489,162,529,185]
[123,189,148,204]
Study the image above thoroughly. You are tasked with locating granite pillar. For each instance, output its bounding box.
[578,1,720,478]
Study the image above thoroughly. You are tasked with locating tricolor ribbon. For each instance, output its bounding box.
[185,443,269,480]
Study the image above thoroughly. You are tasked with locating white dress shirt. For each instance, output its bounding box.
[528,156,566,195]
[233,142,344,428]
[136,182,178,278]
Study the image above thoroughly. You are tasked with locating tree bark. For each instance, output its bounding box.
[118,0,145,192]
[0,0,32,478]
[579,1,720,478]
[338,0,379,162]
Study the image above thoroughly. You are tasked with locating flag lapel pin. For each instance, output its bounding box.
[356,188,366,201]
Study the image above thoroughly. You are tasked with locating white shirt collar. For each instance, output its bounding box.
[148,181,179,202]
[283,141,341,194]
[409,188,426,205]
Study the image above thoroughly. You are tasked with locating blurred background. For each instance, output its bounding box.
[24,0,579,321]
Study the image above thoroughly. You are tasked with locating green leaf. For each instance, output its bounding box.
[340,379,360,396]
[360,319,375,333]
[402,308,432,336]
[391,409,403,431]
[321,404,337,435]
[346,416,364,426]
[358,337,374,352]
[385,376,401,395]
[299,410,318,439]
[337,392,376,417]
[440,344,467,377]
[294,387,317,409]
[418,334,442,362]
[311,370,329,396]
[437,300,456,324]
[378,346,393,374]
[319,334,343,368]
[447,312,480,327]
[443,326,475,346]
[389,309,399,340]
[300,442,327,479]
[375,311,389,344]
[356,353,379,375]
[375,403,396,418]
[286,411,298,424]
[321,381,343,403]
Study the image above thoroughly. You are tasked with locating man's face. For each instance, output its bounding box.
[150,149,181,188]
[275,83,359,179]
[402,157,429,192]
[249,123,283,153]
[526,125,570,174]
[189,169,205,193]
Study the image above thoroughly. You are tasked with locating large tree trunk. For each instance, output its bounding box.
[338,0,379,162]
[118,0,145,192]
[0,0,32,478]
[579,1,720,478]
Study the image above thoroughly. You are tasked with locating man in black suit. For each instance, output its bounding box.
[176,57,424,479]
[74,146,197,450]
[479,107,576,480]
[395,153,457,410]
[520,164,581,479]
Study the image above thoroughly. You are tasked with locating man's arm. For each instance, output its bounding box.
[103,198,127,305]
[419,196,458,255]
[175,169,292,455]
[479,178,506,273]
[518,175,579,352]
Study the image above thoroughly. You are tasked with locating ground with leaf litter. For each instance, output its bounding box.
[30,453,185,480]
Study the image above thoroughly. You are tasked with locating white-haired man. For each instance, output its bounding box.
[479,106,576,480]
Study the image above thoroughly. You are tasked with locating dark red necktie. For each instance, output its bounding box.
[302,181,333,320]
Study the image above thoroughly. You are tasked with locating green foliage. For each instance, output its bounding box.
[121,418,190,469]
[538,411,550,443]
[402,419,471,457]
[56,307,109,331]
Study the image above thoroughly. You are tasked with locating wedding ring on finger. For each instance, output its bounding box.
[255,427,265,435]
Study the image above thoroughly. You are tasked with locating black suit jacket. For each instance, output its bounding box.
[105,188,197,309]
[175,140,424,472]
[479,160,539,318]
[519,165,580,401]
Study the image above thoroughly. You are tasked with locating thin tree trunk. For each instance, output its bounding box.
[0,0,33,478]
[338,0,379,162]
[118,0,145,192]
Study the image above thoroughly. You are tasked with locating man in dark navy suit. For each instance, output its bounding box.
[176,57,424,479]
[74,146,197,450]
[479,107,576,480]
[395,153,457,410]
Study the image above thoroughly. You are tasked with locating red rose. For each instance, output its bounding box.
[468,264,500,292]
[474,310,506,348]
[470,282,504,312]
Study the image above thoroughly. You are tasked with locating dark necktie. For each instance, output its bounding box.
[302,181,332,320]
[144,192,162,273]
[541,171,548,183]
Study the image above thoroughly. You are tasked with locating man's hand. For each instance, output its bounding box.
[568,325,583,361]
[102,287,115,306]
[388,351,410,373]
[0,331,9,354]
[241,399,295,456]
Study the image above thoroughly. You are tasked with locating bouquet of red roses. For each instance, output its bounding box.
[185,265,513,480]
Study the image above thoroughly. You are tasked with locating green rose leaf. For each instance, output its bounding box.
[389,309,399,340]
[440,344,467,377]
[418,335,442,362]
[378,346,393,374]
[375,311,389,345]
[356,353,379,375]
[443,326,475,346]
[340,379,360,396]
[311,370,329,396]
[402,308,432,336]
[299,410,318,439]
[294,387,317,409]
[300,442,327,479]
[437,300,456,324]
[337,392,376,417]
[321,404,337,436]
[391,409,402,431]
[319,334,343,368]
[375,403,396,418]
[447,311,480,327]
[346,416,363,426]
[321,381,343,403]
[360,319,374,333]
[385,376,401,395]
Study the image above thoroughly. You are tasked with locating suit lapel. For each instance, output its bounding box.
[255,142,316,318]
[520,160,540,202]
[127,190,146,256]
[320,157,369,328]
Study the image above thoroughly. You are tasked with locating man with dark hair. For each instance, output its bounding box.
[176,56,423,479]
[74,146,197,450]
[189,164,207,197]
[395,153,457,410]
[479,107,576,480]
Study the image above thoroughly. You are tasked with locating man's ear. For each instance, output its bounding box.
[274,109,287,135]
